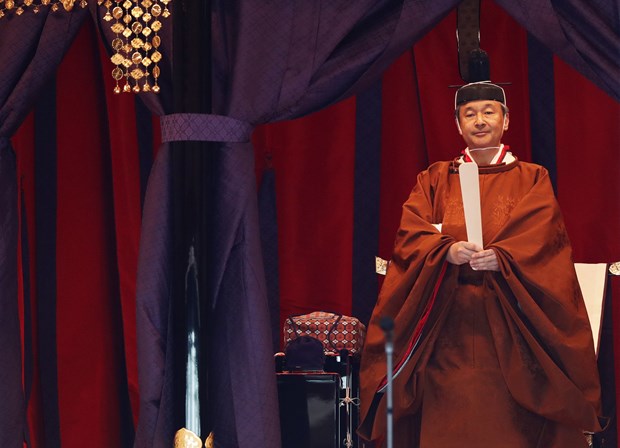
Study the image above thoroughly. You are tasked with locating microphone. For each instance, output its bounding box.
[380,316,394,448]
[380,316,394,339]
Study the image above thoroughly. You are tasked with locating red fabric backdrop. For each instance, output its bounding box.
[10,3,620,446]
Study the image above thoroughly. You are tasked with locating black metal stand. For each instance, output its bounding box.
[380,317,394,448]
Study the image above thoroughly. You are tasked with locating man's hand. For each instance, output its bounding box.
[447,241,499,271]
[470,249,499,271]
[446,241,481,265]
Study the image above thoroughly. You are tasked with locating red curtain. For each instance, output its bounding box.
[11,3,619,446]
[13,22,142,447]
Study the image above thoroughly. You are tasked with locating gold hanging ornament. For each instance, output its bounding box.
[99,0,170,94]
[0,0,87,19]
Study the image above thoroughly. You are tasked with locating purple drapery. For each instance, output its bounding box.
[132,145,176,447]
[0,14,88,135]
[0,12,87,447]
[121,1,462,447]
[88,6,175,447]
[495,0,620,102]
[0,138,21,448]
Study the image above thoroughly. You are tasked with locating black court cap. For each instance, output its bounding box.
[455,81,506,108]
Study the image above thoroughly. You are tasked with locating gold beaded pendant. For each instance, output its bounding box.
[0,0,87,19]
[99,0,170,94]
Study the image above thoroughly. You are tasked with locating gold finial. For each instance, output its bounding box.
[173,428,202,448]
[205,432,214,448]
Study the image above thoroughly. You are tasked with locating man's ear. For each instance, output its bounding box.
[455,118,463,135]
[503,113,510,131]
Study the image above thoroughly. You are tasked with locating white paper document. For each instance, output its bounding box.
[458,162,483,247]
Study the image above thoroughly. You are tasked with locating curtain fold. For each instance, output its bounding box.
[0,13,88,136]
[0,11,88,447]
[90,5,175,447]
[131,145,175,448]
[494,0,620,102]
[0,137,22,448]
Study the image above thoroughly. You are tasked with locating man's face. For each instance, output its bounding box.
[456,100,508,150]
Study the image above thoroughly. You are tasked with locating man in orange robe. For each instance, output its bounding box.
[358,82,603,447]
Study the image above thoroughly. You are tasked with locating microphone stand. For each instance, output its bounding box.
[380,316,394,448]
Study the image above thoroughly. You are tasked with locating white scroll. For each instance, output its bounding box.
[458,162,483,247]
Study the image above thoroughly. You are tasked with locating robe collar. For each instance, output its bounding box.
[460,144,514,165]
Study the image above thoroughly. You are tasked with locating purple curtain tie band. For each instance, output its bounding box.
[160,113,254,143]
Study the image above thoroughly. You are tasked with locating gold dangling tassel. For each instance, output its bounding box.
[98,0,170,94]
[0,0,87,20]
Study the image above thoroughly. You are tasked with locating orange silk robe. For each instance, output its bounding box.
[358,158,603,447]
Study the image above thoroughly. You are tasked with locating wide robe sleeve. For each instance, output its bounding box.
[486,168,603,432]
[358,164,460,441]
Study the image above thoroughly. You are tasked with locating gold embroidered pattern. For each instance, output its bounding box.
[491,195,517,229]
[442,197,465,227]
[549,222,571,255]
[0,0,87,19]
